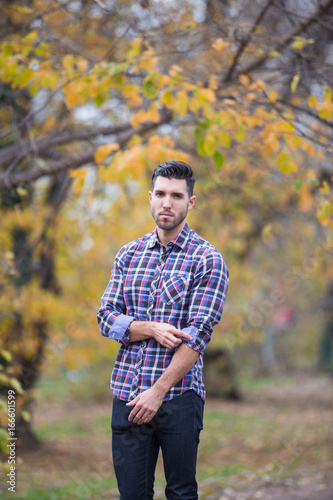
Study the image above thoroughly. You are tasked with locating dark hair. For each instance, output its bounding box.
[152,160,195,197]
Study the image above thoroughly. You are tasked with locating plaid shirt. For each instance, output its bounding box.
[97,223,229,402]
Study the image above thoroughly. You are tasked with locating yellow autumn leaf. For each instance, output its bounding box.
[70,169,88,178]
[21,411,31,422]
[62,54,75,71]
[196,88,216,105]
[23,31,38,43]
[139,50,158,72]
[261,223,273,241]
[280,122,295,132]
[262,131,279,152]
[303,142,316,157]
[285,134,303,151]
[130,106,160,128]
[324,88,332,102]
[0,350,12,363]
[239,75,250,87]
[277,152,298,174]
[291,36,314,51]
[73,176,85,195]
[209,76,219,90]
[94,143,120,164]
[128,134,143,147]
[307,94,318,109]
[160,90,174,107]
[291,74,300,93]
[246,92,257,101]
[203,134,216,156]
[157,75,170,88]
[212,38,230,51]
[319,181,330,195]
[250,80,266,92]
[217,131,231,148]
[9,378,24,395]
[174,90,188,116]
[318,106,332,121]
[317,200,332,226]
[77,57,89,72]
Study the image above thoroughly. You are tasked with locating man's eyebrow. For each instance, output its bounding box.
[154,189,185,196]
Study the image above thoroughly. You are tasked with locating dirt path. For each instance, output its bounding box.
[201,375,333,500]
[11,374,333,499]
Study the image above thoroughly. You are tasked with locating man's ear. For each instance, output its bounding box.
[188,195,196,211]
[149,191,152,203]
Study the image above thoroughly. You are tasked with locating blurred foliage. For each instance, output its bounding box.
[0,0,333,449]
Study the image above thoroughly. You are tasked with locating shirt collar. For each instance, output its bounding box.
[147,222,191,250]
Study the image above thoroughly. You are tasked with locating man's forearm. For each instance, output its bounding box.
[153,343,199,397]
[129,320,192,349]
[128,320,153,342]
[126,340,199,424]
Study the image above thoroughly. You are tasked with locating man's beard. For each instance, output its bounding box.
[151,208,188,232]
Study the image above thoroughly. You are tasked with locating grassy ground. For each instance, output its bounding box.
[1,365,332,500]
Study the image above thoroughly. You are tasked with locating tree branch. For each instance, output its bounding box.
[276,98,333,132]
[223,0,275,83]
[0,111,172,191]
[234,0,333,78]
[0,123,132,170]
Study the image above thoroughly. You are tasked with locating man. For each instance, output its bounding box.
[97,160,229,500]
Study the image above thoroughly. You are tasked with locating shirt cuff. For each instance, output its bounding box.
[109,314,135,345]
[181,326,202,352]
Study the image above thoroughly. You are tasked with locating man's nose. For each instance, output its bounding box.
[163,196,172,208]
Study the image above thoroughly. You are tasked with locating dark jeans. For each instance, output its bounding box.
[111,389,204,500]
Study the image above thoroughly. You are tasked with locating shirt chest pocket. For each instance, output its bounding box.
[159,274,190,304]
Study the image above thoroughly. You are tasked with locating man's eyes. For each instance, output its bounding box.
[155,192,183,199]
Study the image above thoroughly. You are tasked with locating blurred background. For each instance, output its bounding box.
[0,0,332,498]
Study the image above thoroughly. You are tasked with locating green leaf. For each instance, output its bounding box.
[218,131,231,148]
[293,179,304,192]
[0,429,9,453]
[193,120,210,140]
[21,410,31,422]
[0,349,12,364]
[143,74,158,99]
[308,178,320,187]
[235,126,245,142]
[203,134,216,156]
[196,139,208,157]
[9,378,24,395]
[213,151,225,168]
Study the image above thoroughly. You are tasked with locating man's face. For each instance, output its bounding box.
[149,176,196,233]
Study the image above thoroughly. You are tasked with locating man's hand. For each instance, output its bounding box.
[129,320,192,349]
[148,322,192,349]
[126,387,164,424]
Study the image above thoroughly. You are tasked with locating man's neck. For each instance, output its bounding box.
[156,221,186,247]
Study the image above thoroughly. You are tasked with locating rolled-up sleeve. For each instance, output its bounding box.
[97,248,135,345]
[182,249,229,354]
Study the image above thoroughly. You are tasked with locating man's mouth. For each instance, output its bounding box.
[160,212,173,217]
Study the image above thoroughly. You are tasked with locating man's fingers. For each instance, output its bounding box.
[129,407,155,424]
[173,329,192,341]
[126,396,139,406]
